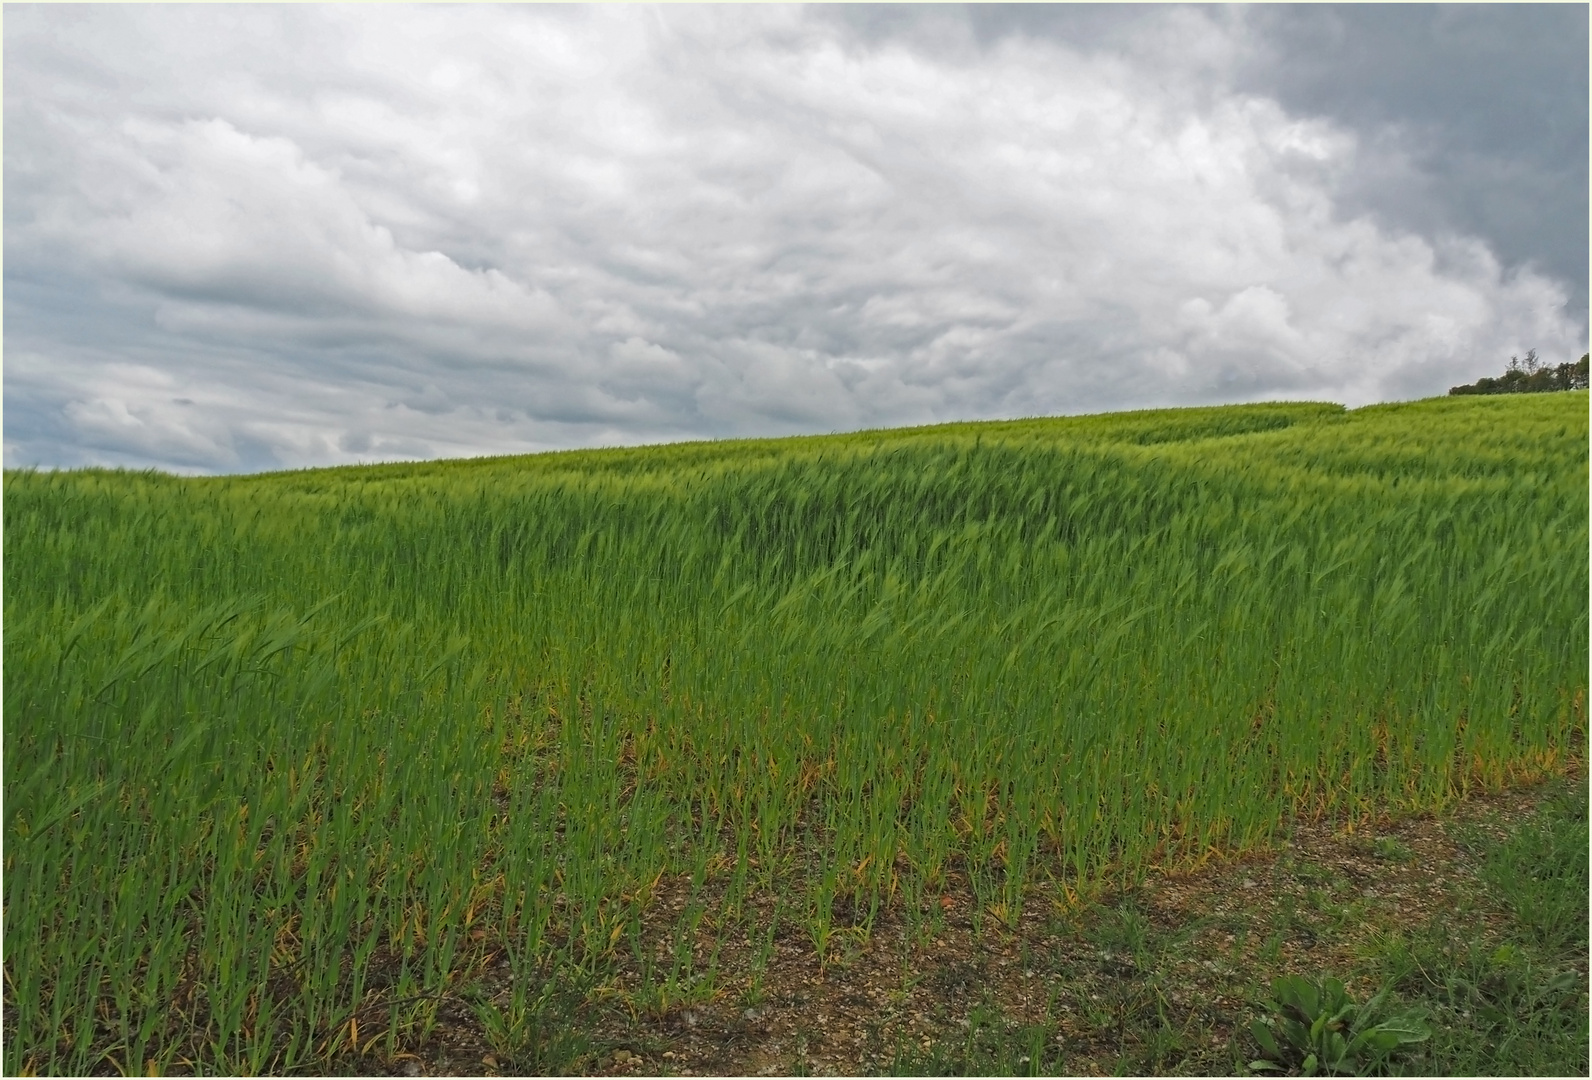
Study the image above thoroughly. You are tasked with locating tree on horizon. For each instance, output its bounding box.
[1449,350,1590,395]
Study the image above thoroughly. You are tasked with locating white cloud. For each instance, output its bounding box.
[4,5,1583,473]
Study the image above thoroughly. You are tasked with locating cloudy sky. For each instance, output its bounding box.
[5,4,1587,474]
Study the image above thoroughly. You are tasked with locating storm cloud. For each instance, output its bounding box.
[5,4,1585,473]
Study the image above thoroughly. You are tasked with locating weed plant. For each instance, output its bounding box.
[4,394,1586,1073]
[1376,778,1589,1076]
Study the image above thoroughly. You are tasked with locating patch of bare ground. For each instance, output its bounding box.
[348,779,1575,1077]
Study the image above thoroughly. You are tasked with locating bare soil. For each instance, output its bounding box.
[362,782,1566,1078]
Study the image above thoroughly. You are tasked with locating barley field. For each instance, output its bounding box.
[4,393,1586,1074]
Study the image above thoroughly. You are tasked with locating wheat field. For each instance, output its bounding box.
[4,393,1585,1074]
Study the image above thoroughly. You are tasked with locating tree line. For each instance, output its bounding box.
[1449,350,1590,395]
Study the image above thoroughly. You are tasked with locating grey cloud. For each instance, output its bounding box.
[833,4,1588,324]
[4,5,1585,474]
[1229,4,1589,326]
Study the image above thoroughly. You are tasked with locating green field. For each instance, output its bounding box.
[4,393,1586,1075]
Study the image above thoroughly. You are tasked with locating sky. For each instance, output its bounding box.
[5,4,1587,475]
